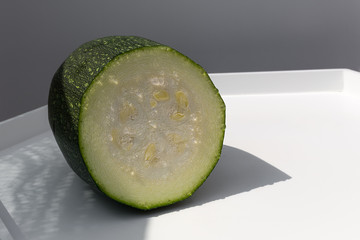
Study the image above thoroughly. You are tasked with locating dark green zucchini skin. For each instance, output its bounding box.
[48,36,161,189]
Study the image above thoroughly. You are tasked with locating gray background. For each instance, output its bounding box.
[2,0,360,121]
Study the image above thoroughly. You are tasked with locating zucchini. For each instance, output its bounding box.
[48,36,225,210]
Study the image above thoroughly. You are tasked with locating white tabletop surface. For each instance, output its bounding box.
[1,70,360,239]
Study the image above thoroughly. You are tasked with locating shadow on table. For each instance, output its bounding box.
[0,133,290,240]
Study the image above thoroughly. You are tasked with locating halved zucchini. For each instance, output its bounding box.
[48,36,225,210]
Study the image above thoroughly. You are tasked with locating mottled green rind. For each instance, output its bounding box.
[48,36,226,210]
[48,36,161,189]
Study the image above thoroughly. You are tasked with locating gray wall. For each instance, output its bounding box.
[2,0,360,121]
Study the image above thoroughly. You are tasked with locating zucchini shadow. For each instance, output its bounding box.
[0,133,291,240]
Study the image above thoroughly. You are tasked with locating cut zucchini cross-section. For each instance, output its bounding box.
[48,36,225,210]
